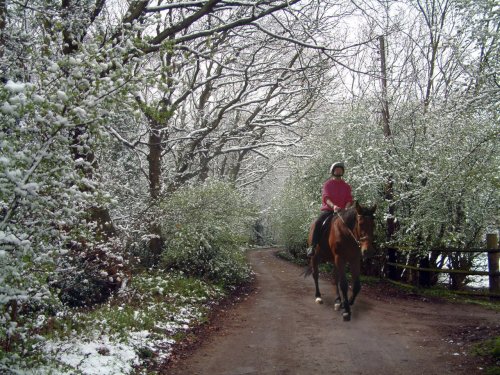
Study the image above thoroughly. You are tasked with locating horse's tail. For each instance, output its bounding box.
[301,264,313,278]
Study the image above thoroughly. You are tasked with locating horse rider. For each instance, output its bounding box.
[306,161,353,257]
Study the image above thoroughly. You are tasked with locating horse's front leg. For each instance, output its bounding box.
[349,268,361,306]
[311,256,322,304]
[338,267,351,321]
[332,264,342,311]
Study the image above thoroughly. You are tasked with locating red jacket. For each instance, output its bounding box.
[320,178,353,211]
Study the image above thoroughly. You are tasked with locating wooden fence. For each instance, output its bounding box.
[384,233,500,297]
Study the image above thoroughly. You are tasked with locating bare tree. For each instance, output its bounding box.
[124,5,334,259]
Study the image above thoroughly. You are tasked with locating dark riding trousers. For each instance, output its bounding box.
[311,210,335,247]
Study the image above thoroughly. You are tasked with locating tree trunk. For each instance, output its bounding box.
[148,125,162,200]
[147,121,164,264]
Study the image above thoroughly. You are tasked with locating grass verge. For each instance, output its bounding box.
[3,271,226,374]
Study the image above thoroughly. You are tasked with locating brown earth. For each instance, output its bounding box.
[164,248,499,375]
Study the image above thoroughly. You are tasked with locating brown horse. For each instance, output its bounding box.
[306,201,376,321]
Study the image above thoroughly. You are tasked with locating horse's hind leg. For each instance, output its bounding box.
[311,256,322,304]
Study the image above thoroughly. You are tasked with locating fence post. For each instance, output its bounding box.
[418,255,431,288]
[487,233,499,297]
[387,247,399,280]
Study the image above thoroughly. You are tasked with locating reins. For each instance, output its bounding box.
[337,210,368,248]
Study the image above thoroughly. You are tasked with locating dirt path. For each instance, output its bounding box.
[166,248,499,375]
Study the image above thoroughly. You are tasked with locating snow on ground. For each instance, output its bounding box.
[0,266,226,375]
[27,323,186,374]
[38,330,180,374]
[43,336,139,375]
[34,311,197,375]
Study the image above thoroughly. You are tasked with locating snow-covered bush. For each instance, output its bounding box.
[269,173,318,258]
[270,98,498,284]
[0,1,141,355]
[269,106,386,256]
[160,181,258,286]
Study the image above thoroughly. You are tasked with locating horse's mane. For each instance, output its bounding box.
[339,206,357,230]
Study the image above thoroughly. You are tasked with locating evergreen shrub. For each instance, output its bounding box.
[269,174,318,258]
[160,181,257,286]
[50,244,128,307]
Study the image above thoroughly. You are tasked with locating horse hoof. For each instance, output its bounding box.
[315,297,323,304]
[334,303,341,311]
[342,312,351,321]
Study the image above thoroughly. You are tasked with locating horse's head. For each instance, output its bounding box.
[354,202,377,259]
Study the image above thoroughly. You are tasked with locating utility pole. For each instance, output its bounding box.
[379,35,391,137]
[379,35,397,279]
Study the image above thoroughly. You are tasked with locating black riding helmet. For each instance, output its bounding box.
[329,161,345,176]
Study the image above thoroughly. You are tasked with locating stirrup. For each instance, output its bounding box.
[306,246,315,257]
